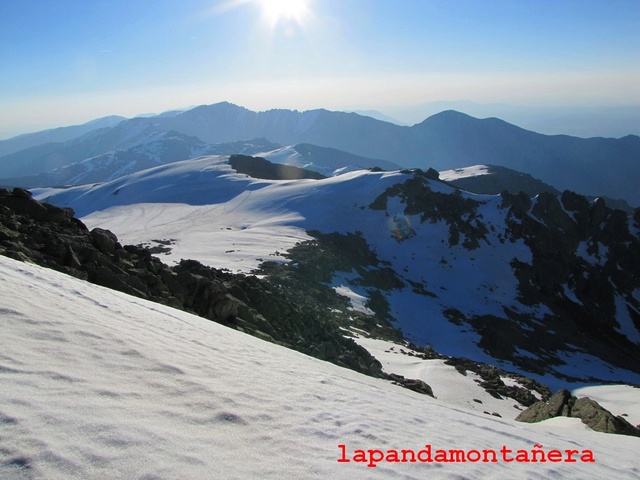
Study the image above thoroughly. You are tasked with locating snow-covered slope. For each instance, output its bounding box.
[34,155,640,388]
[351,335,534,420]
[1,255,639,479]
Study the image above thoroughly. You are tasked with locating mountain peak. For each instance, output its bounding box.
[424,109,476,121]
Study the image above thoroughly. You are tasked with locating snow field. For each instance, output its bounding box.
[1,256,640,479]
[34,155,640,385]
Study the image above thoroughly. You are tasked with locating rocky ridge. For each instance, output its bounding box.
[0,188,381,377]
[360,172,640,382]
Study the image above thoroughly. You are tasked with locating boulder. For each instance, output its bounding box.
[516,389,640,437]
[90,228,119,254]
[515,389,573,423]
[384,373,435,398]
[570,397,640,436]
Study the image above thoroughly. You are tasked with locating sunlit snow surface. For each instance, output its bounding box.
[1,256,640,479]
[32,155,640,387]
[351,336,529,419]
[438,165,492,181]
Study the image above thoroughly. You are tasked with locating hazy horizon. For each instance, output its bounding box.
[3,100,640,141]
[2,0,639,139]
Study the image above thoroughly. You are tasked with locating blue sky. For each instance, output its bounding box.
[1,0,639,138]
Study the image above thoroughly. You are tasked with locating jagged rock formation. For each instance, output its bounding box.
[498,190,640,378]
[443,357,551,407]
[516,389,640,437]
[362,170,640,382]
[0,188,381,377]
[370,172,489,249]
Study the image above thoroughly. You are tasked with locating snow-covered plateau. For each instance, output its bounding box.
[34,155,640,388]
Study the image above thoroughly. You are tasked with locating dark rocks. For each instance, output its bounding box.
[370,177,488,249]
[532,192,576,234]
[516,389,640,437]
[444,357,551,407]
[424,167,440,180]
[0,189,383,378]
[499,187,640,379]
[229,154,326,180]
[255,231,405,341]
[515,389,573,422]
[384,373,435,398]
[0,189,48,221]
[90,228,119,254]
[571,397,640,437]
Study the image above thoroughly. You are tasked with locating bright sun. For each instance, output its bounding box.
[257,0,309,25]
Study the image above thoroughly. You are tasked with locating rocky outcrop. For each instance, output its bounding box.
[0,187,381,377]
[229,154,326,180]
[515,389,574,422]
[384,373,435,398]
[370,176,489,249]
[516,389,640,437]
[443,357,551,407]
[501,189,640,380]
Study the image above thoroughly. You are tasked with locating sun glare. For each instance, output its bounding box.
[258,0,309,25]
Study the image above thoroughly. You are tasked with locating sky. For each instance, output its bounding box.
[1,0,639,139]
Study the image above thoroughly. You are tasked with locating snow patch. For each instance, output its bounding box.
[614,295,640,344]
[439,165,492,181]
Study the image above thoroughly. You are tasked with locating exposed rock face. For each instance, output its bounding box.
[570,397,640,436]
[370,174,489,249]
[0,188,381,377]
[384,373,435,398]
[365,172,640,382]
[515,389,574,422]
[500,189,640,379]
[257,230,407,337]
[516,389,640,437]
[229,154,326,180]
[443,357,551,407]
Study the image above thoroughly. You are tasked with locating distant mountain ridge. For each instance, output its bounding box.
[0,133,396,188]
[0,135,282,188]
[2,102,639,206]
[0,115,125,157]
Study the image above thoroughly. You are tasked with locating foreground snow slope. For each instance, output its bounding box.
[1,256,639,479]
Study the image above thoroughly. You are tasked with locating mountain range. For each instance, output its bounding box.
[1,102,639,206]
[2,101,640,476]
